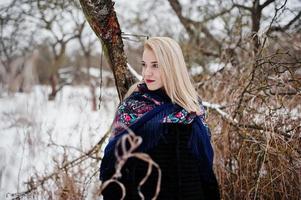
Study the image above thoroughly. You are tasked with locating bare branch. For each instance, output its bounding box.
[232,3,252,12]
[127,63,142,81]
[260,0,275,10]
[167,0,222,49]
[203,6,235,23]
[269,10,301,32]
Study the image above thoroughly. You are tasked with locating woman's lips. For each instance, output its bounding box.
[146,79,155,83]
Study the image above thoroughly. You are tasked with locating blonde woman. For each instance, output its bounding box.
[100,37,220,200]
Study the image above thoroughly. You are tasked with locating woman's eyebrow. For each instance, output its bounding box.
[141,61,158,63]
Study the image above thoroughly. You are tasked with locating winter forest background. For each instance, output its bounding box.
[0,0,300,199]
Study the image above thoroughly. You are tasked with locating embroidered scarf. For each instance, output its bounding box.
[100,83,215,182]
[111,83,206,136]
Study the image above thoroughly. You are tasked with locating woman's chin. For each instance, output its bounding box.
[146,86,154,91]
[146,84,157,91]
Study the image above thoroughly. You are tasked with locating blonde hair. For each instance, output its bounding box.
[125,37,201,113]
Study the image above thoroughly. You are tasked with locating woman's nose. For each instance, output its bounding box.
[144,66,152,76]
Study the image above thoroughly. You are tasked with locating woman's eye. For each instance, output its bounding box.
[141,63,146,68]
[152,64,158,68]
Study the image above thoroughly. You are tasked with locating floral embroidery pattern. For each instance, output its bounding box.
[162,109,195,124]
[112,96,157,135]
[161,104,207,125]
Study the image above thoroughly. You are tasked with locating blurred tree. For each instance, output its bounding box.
[30,0,84,99]
[0,1,36,92]
[1,0,93,99]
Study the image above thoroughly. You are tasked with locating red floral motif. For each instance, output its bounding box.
[175,112,182,118]
[124,114,131,122]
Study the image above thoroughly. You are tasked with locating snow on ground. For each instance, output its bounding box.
[0,85,119,199]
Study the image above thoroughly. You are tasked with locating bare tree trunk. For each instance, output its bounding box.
[48,56,63,100]
[49,73,58,100]
[251,0,262,53]
[79,0,137,101]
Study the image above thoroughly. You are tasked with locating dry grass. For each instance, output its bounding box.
[197,35,301,199]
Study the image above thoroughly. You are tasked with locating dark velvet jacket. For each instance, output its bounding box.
[100,84,220,200]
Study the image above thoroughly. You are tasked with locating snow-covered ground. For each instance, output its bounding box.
[0,85,119,199]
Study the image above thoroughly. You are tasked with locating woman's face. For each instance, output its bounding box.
[141,48,164,91]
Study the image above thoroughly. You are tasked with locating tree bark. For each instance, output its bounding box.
[251,0,262,52]
[79,0,137,101]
